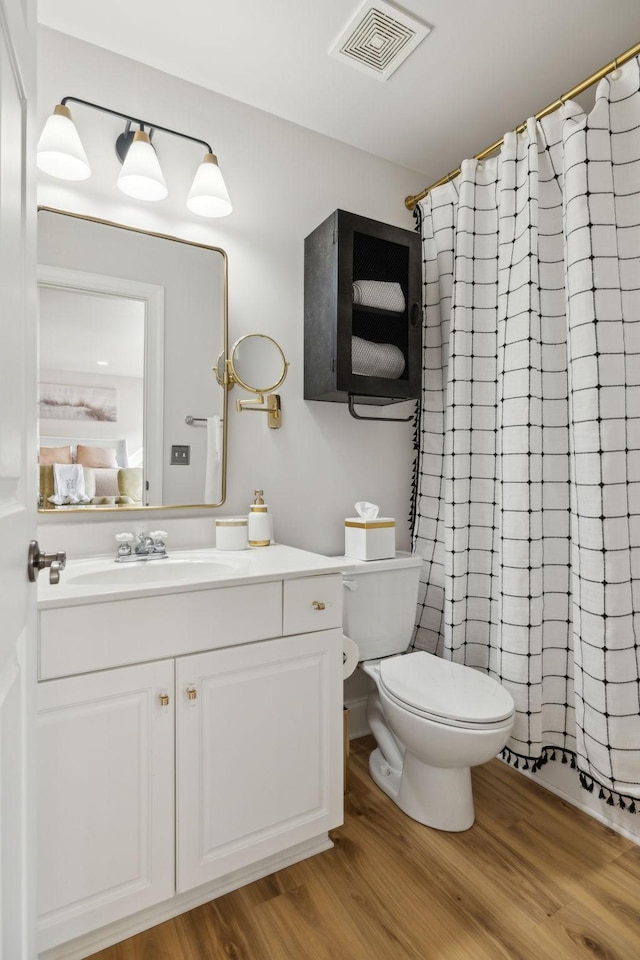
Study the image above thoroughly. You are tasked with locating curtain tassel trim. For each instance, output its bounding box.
[499,746,639,814]
[409,398,422,534]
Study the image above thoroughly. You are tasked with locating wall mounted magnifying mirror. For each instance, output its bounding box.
[37,207,228,513]
[218,334,288,429]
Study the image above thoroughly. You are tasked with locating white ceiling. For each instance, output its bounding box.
[37,0,640,184]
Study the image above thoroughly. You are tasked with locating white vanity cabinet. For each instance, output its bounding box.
[37,660,176,952]
[36,560,344,959]
[176,629,341,891]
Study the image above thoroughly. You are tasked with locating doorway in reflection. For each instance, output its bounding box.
[39,285,145,507]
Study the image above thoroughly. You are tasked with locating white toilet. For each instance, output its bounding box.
[343,554,515,832]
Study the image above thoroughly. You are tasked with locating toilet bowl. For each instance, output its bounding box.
[342,555,515,832]
[363,652,514,831]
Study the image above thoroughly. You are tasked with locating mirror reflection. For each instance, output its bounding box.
[229,334,288,393]
[37,208,228,512]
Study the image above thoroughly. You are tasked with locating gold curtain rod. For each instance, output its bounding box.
[405,39,640,211]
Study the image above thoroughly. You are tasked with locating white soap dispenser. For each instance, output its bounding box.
[248,489,272,547]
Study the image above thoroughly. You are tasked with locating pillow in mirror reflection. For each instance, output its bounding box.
[39,444,72,465]
[76,444,118,468]
[118,467,143,504]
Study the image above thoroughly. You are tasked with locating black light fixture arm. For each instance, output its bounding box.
[59,96,213,154]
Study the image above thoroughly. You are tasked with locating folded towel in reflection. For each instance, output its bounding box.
[204,416,222,504]
[352,336,406,379]
[352,280,406,313]
[48,463,90,505]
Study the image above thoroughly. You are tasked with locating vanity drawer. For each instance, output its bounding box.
[283,574,343,635]
[39,581,282,680]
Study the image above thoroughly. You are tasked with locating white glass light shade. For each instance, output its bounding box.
[187,153,232,217]
[36,104,91,181]
[117,130,168,201]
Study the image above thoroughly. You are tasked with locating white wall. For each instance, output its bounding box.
[36,26,425,557]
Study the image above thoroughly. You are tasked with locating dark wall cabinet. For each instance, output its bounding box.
[304,209,421,411]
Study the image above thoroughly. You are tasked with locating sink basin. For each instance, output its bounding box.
[66,558,243,587]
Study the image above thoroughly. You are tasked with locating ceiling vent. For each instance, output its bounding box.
[329,1,431,81]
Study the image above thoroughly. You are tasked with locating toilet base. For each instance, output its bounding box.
[369,746,475,832]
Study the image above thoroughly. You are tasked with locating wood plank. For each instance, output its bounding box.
[88,736,640,960]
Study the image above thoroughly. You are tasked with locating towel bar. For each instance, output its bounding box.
[347,395,415,423]
[185,415,224,426]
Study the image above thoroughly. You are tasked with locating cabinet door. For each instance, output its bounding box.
[176,629,343,892]
[37,660,175,952]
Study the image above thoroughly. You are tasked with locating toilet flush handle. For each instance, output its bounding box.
[343,580,358,591]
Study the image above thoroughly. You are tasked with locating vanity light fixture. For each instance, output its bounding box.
[116,129,168,201]
[36,103,91,181]
[37,97,232,217]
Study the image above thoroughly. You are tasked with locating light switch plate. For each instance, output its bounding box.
[171,445,190,465]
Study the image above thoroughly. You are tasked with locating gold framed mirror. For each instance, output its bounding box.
[37,207,228,512]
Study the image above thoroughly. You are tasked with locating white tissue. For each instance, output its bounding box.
[342,635,359,678]
[355,501,379,520]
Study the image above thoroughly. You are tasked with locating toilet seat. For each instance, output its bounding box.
[378,652,515,730]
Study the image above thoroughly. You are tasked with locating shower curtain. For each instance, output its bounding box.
[412,56,640,809]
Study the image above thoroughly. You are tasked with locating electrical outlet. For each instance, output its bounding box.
[170,444,190,465]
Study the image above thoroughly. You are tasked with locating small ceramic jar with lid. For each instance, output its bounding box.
[215,516,248,550]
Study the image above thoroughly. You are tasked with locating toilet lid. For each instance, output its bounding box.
[379,652,514,725]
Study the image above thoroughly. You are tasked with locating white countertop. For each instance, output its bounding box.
[38,544,358,609]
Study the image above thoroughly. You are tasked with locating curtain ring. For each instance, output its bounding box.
[611,57,622,81]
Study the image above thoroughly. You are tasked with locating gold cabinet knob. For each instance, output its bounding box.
[312,600,326,610]
[187,686,197,701]
[159,692,170,707]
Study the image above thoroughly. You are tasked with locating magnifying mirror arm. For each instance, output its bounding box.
[235,393,281,429]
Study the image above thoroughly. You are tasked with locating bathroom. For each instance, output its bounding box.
[3,0,640,957]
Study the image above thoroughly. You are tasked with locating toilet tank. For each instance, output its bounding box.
[341,553,423,661]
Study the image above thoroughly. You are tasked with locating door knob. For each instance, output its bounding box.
[28,540,67,584]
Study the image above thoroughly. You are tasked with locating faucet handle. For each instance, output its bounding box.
[149,530,167,540]
[115,532,135,543]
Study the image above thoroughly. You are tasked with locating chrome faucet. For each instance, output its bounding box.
[135,532,156,555]
[115,531,168,562]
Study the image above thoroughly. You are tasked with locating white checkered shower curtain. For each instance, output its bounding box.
[412,58,640,808]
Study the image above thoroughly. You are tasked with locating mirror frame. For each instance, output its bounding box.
[37,206,229,512]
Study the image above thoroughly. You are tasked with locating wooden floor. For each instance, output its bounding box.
[90,736,640,960]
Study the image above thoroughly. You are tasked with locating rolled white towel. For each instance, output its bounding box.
[48,463,90,505]
[352,279,406,313]
[352,336,406,379]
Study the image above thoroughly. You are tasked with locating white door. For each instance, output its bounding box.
[0,0,37,957]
